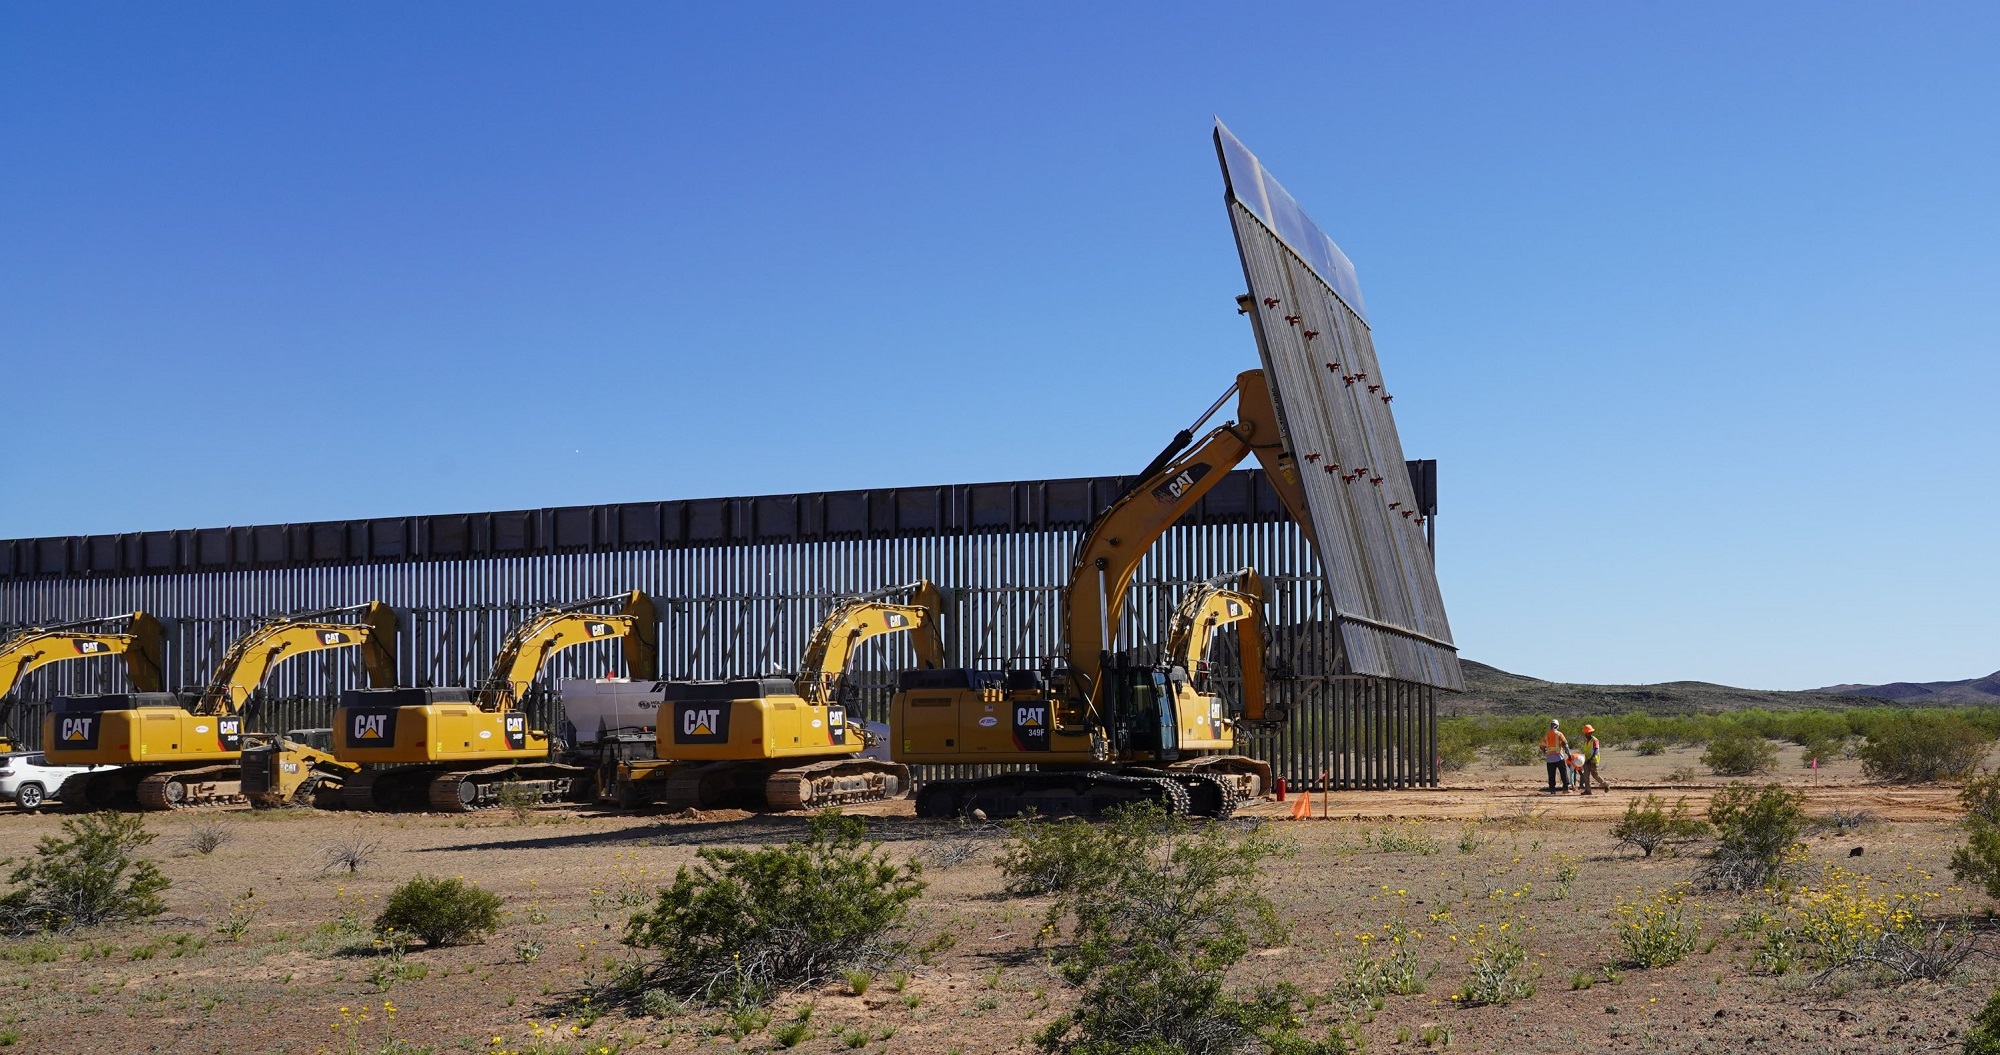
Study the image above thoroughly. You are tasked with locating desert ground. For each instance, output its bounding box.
[0,741,1991,1055]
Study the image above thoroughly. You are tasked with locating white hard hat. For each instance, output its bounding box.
[1550,719,1560,727]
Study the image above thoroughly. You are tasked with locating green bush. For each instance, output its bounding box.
[1950,773,2000,900]
[1702,783,1804,891]
[1435,726,1479,772]
[623,811,924,1007]
[1030,806,1337,1055]
[1859,714,1993,783]
[1489,741,1543,767]
[1964,988,2000,1055]
[1608,795,1708,858]
[997,814,1143,897]
[1634,738,1667,757]
[0,812,170,935]
[1701,728,1777,777]
[374,875,503,947]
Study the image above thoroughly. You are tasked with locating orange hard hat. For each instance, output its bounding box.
[1581,724,1594,734]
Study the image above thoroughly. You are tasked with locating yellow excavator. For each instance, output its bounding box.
[895,369,1304,819]
[233,605,401,808]
[0,612,165,753]
[48,603,397,810]
[613,581,941,811]
[332,591,657,812]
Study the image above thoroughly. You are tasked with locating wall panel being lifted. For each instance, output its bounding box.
[1217,120,1464,691]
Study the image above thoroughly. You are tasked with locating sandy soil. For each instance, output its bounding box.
[0,743,1990,1055]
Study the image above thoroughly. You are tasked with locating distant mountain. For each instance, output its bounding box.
[1451,660,1922,717]
[1817,672,2000,705]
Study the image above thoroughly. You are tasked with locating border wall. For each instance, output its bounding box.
[0,468,1439,790]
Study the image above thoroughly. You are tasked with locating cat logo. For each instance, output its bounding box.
[673,702,729,744]
[60,716,95,743]
[1226,601,1244,618]
[354,714,388,738]
[1012,705,1051,751]
[587,622,613,638]
[684,709,720,736]
[885,613,907,629]
[318,631,351,646]
[73,641,103,655]
[503,713,527,750]
[1149,463,1212,504]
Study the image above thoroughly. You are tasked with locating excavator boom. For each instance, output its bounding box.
[1062,369,1308,712]
[796,582,944,704]
[196,602,401,714]
[1165,569,1268,723]
[0,612,163,743]
[475,591,658,709]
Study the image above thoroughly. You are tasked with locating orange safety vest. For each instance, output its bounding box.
[1541,728,1567,758]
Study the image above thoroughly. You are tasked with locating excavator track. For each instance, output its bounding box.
[134,766,244,810]
[1128,768,1240,819]
[57,770,132,811]
[915,769,1193,820]
[763,758,909,812]
[333,763,587,812]
[426,763,589,813]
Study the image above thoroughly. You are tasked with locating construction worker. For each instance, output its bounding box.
[1541,719,1570,793]
[1579,724,1610,794]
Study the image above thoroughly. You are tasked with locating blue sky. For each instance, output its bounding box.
[3,3,1995,689]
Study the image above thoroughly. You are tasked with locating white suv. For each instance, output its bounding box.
[0,753,111,811]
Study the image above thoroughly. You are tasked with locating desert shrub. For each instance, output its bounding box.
[496,782,540,823]
[374,875,503,947]
[1634,737,1666,757]
[622,811,924,1007]
[1950,773,2000,899]
[183,818,232,856]
[317,834,382,876]
[1609,794,1708,858]
[0,812,170,935]
[1858,714,1992,783]
[1614,888,1699,968]
[1436,726,1479,772]
[1370,822,1439,855]
[1030,805,1336,1055]
[1453,930,1534,1007]
[1701,728,1777,777]
[997,814,1141,897]
[1489,741,1543,767]
[1964,988,2000,1055]
[1702,783,1805,890]
[1799,738,1841,768]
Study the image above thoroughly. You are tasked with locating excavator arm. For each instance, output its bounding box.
[1061,369,1310,713]
[476,591,658,709]
[195,602,401,714]
[796,581,944,705]
[0,612,164,732]
[1165,569,1269,722]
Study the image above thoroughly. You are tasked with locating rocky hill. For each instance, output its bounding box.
[1817,671,2000,704]
[1448,659,1988,717]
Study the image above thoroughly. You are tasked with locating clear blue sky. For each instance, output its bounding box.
[3,3,1995,690]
